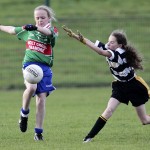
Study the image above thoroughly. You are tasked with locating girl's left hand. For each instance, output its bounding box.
[23,24,37,31]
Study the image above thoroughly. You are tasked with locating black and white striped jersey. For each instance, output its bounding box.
[95,40,135,82]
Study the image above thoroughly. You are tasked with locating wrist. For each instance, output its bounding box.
[81,38,86,44]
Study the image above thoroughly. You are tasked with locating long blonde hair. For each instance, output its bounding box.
[34,5,57,22]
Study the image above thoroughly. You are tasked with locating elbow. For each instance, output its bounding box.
[45,32,51,36]
[9,28,16,35]
[97,51,103,55]
[10,31,16,35]
[98,52,102,55]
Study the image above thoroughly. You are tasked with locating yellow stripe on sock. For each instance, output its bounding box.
[100,115,107,122]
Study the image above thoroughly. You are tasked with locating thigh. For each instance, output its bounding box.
[107,97,121,111]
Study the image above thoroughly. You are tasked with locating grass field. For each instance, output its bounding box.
[1,1,150,149]
[1,88,150,150]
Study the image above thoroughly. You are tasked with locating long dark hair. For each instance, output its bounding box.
[111,30,143,70]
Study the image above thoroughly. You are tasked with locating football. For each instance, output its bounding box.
[23,64,43,84]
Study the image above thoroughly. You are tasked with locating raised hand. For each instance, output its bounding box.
[62,25,86,44]
[23,24,37,31]
[62,25,76,37]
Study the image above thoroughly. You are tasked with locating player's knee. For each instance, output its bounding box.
[37,98,45,108]
[105,107,113,118]
[28,85,37,93]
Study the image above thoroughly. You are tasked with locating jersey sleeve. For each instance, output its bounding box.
[94,40,107,50]
[94,40,114,58]
[107,50,115,60]
[107,48,125,62]
[49,27,58,48]
[15,27,29,41]
[50,27,58,38]
[15,27,23,34]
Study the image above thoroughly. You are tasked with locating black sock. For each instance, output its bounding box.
[86,116,107,138]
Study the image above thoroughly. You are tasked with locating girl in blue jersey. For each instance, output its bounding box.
[62,26,150,143]
[0,5,58,141]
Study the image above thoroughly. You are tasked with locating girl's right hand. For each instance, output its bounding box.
[62,25,75,37]
[62,25,86,44]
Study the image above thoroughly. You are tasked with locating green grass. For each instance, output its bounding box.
[1,1,150,149]
[1,88,150,150]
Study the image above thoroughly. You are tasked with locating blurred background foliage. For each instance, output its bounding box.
[0,0,150,89]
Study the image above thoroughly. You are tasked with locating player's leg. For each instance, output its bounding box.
[22,81,37,110]
[83,97,120,143]
[19,81,37,132]
[135,104,150,125]
[33,66,55,140]
[34,92,47,141]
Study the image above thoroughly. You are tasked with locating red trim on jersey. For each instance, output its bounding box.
[53,27,58,34]
[26,40,52,55]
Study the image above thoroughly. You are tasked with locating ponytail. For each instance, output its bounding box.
[125,45,143,70]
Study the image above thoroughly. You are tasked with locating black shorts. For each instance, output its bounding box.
[111,77,149,107]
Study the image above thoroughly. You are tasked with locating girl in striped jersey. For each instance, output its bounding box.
[62,26,150,143]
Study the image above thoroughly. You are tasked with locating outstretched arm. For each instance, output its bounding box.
[0,25,16,35]
[0,24,55,36]
[62,25,111,58]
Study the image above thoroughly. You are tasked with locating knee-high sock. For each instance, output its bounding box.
[86,115,107,138]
